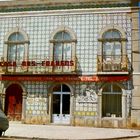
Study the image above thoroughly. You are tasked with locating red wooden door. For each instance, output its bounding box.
[5,84,22,121]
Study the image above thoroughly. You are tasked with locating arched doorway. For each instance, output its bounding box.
[52,84,71,124]
[5,84,23,121]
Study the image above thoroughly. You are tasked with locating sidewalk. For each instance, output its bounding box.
[3,122,140,140]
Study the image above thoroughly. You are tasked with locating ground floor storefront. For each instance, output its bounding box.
[0,75,132,128]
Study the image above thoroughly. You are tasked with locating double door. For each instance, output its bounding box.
[52,92,70,124]
[5,84,22,121]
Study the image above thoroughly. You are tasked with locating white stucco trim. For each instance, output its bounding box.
[0,7,131,18]
[133,73,140,75]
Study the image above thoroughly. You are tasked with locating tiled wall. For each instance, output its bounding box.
[0,12,131,74]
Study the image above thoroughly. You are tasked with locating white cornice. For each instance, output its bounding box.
[0,0,131,7]
[133,73,140,75]
[0,7,131,18]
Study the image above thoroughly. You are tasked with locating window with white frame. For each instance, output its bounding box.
[98,26,127,72]
[50,28,77,73]
[102,83,122,117]
[7,32,25,65]
[102,29,122,62]
[53,31,72,62]
[4,29,29,72]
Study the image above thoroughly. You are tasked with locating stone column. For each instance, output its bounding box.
[70,93,75,126]
[97,92,102,127]
[72,42,76,71]
[24,43,29,72]
[97,41,102,72]
[1,94,5,111]
[22,92,27,122]
[49,44,53,72]
[1,88,6,111]
[122,41,127,69]
[122,92,127,127]
[48,93,52,123]
[0,93,5,111]
[122,93,127,118]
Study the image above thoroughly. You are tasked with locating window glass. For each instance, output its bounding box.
[102,94,122,117]
[102,29,122,63]
[114,42,121,55]
[53,32,72,60]
[52,29,75,72]
[103,42,121,59]
[8,45,24,62]
[54,43,62,61]
[53,85,61,92]
[102,84,122,117]
[6,31,27,73]
[8,33,24,41]
[103,42,112,56]
[53,94,60,114]
[63,32,71,40]
[63,43,72,60]
[17,45,24,60]
[53,84,70,92]
[62,84,70,92]
[103,30,121,39]
[54,32,63,40]
[62,94,70,114]
[103,84,121,93]
[53,31,73,72]
[103,85,111,92]
[113,84,121,92]
[7,32,25,62]
[54,32,71,40]
[8,45,16,61]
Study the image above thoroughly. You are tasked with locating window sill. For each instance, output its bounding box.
[97,71,129,75]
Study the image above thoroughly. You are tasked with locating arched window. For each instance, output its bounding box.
[8,32,25,41]
[4,28,29,72]
[50,26,77,73]
[98,26,127,72]
[53,31,72,62]
[7,32,25,63]
[102,29,122,62]
[102,84,122,117]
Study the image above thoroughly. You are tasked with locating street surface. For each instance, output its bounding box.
[0,137,140,140]
[1,122,140,140]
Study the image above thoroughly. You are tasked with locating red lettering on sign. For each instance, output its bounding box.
[0,60,74,67]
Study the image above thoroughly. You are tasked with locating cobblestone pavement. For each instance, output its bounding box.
[2,122,140,140]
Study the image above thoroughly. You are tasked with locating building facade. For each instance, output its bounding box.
[0,0,136,128]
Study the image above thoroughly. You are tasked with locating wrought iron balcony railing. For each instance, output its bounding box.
[97,55,129,73]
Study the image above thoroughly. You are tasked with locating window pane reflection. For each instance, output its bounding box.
[8,33,24,41]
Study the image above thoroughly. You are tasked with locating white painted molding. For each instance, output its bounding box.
[0,7,131,18]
